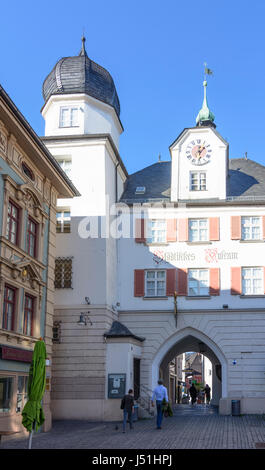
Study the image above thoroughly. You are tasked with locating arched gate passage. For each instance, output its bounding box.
[151,327,228,407]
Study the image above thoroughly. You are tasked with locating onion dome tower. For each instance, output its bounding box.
[42,36,120,117]
[41,36,123,149]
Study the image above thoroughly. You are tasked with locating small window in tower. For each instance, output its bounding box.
[190,171,206,191]
[59,107,79,128]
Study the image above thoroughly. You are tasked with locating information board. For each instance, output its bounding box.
[108,373,126,398]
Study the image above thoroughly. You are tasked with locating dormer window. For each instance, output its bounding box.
[59,107,79,128]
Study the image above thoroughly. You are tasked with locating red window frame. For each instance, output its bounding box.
[2,285,16,330]
[26,217,38,257]
[23,294,35,337]
[6,200,20,245]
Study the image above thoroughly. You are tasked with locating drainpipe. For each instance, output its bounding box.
[115,162,120,203]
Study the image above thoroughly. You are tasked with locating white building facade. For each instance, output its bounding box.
[41,39,265,420]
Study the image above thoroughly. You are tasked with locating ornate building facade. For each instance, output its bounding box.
[0,85,79,434]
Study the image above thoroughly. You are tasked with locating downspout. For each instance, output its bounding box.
[115,162,120,203]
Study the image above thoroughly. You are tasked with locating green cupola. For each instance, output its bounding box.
[196,79,216,128]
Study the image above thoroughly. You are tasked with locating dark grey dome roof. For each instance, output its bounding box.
[42,38,120,116]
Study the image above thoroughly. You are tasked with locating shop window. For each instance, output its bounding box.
[16,376,28,413]
[0,377,13,413]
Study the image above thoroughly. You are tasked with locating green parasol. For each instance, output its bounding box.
[22,339,46,447]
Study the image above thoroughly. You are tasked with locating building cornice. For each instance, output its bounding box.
[41,133,128,179]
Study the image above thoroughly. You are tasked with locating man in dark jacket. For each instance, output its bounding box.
[189,383,198,405]
[121,389,134,433]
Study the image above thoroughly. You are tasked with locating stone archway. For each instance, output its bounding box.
[151,327,228,406]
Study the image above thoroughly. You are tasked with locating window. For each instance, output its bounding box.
[23,295,34,336]
[145,270,166,297]
[242,267,263,295]
[16,376,28,413]
[190,172,206,191]
[22,162,34,181]
[0,377,13,413]
[55,257,73,288]
[59,107,79,127]
[147,220,166,244]
[241,217,262,240]
[189,219,208,242]
[6,200,19,245]
[26,218,37,257]
[135,187,146,194]
[2,285,16,330]
[188,269,209,296]
[57,158,72,179]
[56,209,71,233]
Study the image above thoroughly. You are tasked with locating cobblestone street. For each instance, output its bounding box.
[1,405,265,450]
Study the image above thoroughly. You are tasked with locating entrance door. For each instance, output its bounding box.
[134,358,140,399]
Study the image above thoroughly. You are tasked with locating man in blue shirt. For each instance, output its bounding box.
[151,379,169,429]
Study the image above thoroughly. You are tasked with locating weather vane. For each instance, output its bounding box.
[204,62,213,81]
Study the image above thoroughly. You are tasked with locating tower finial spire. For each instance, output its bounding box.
[79,34,87,57]
[196,63,215,128]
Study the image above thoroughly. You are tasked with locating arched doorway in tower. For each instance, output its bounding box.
[151,328,227,410]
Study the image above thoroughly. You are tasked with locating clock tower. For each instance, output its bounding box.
[170,79,229,202]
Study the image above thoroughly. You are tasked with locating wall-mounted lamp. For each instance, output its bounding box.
[77,313,92,326]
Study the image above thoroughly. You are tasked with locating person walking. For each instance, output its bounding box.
[203,384,211,405]
[151,379,169,429]
[189,383,198,405]
[121,389,134,433]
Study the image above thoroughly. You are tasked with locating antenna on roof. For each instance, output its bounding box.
[158,153,161,162]
[245,152,248,160]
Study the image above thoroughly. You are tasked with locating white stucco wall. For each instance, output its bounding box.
[42,94,123,150]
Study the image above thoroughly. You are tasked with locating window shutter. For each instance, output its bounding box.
[134,270,145,297]
[209,268,220,295]
[231,267,241,295]
[231,216,241,240]
[209,218,220,241]
[166,269,177,296]
[135,219,146,243]
[177,219,188,242]
[263,216,265,239]
[177,268,187,296]
[166,219,177,242]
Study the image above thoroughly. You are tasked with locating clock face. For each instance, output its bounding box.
[185,139,212,165]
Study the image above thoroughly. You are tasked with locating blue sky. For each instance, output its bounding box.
[0,0,265,175]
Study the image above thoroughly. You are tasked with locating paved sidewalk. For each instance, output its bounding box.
[1,405,265,449]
